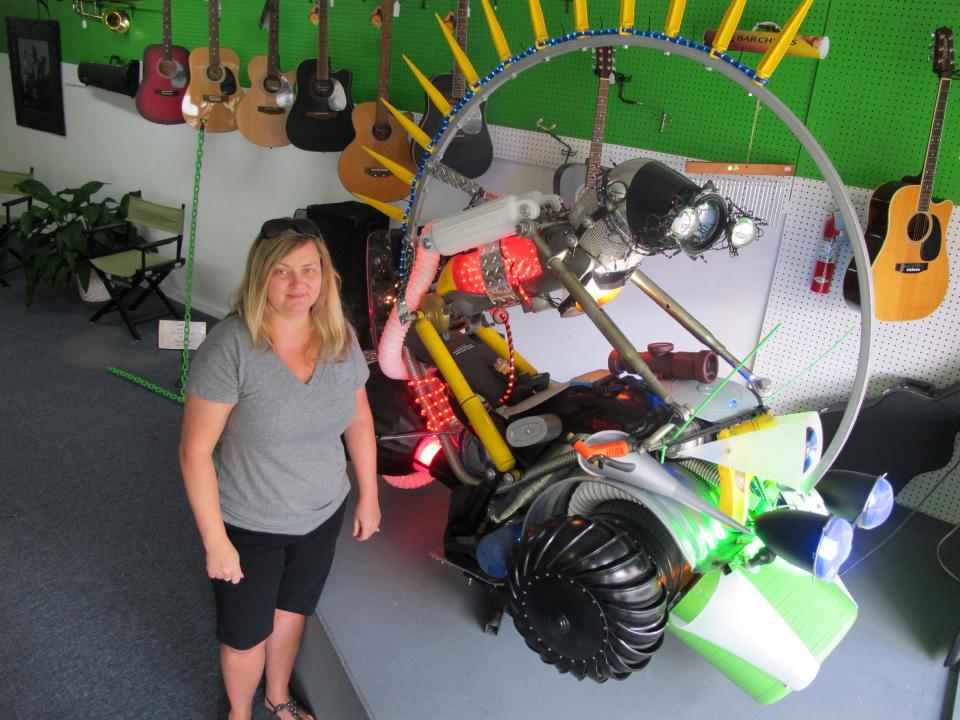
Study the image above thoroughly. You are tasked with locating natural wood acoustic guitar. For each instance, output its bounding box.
[338,5,417,202]
[236,0,295,148]
[843,27,955,322]
[182,0,243,132]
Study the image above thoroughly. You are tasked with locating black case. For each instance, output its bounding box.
[78,58,140,97]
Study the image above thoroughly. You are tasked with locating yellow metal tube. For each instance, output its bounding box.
[414,315,516,472]
[619,0,635,33]
[474,325,538,377]
[711,0,747,55]
[528,0,549,48]
[361,145,417,186]
[756,0,814,81]
[481,0,513,62]
[665,0,687,37]
[351,193,406,221]
[380,97,434,151]
[573,0,589,33]
[434,13,480,87]
[403,54,453,116]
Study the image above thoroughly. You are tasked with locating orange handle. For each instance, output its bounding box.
[573,439,631,459]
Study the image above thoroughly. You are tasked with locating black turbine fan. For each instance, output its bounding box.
[506,514,668,682]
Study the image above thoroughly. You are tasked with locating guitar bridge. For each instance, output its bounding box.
[306,111,336,119]
[364,168,391,178]
[257,106,286,115]
[155,89,178,96]
[202,94,225,103]
[895,263,929,274]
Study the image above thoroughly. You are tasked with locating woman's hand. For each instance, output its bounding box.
[353,495,381,541]
[206,538,244,584]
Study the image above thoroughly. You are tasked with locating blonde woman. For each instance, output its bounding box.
[179,218,379,720]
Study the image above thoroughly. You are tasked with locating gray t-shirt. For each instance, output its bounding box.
[186,315,370,535]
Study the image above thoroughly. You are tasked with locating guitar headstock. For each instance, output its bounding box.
[594,46,614,80]
[932,27,955,79]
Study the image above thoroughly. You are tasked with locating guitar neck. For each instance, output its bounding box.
[585,53,612,190]
[161,0,172,60]
[374,6,394,130]
[451,0,469,100]
[316,0,330,81]
[267,0,280,76]
[208,0,221,69]
[919,76,951,213]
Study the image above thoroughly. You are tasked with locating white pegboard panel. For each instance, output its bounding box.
[897,437,960,526]
[753,176,960,522]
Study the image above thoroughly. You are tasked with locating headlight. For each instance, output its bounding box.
[754,509,854,581]
[816,470,895,530]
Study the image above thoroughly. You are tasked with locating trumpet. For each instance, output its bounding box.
[71,0,133,34]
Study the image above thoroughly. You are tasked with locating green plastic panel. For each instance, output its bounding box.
[1,1,957,192]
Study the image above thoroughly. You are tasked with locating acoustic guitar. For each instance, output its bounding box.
[338,5,418,202]
[553,46,614,205]
[135,0,189,124]
[236,0,295,148]
[844,27,955,322]
[286,0,355,152]
[182,0,243,132]
[412,0,493,178]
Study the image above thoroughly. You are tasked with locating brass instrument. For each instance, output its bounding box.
[71,0,135,33]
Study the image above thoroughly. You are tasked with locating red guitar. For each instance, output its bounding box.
[135,0,190,124]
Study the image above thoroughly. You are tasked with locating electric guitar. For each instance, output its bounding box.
[338,5,418,202]
[412,0,493,178]
[843,27,955,322]
[182,0,243,132]
[135,0,189,124]
[286,0,356,152]
[552,47,614,205]
[236,0,295,148]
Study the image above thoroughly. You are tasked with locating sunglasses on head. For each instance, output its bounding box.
[258,217,321,240]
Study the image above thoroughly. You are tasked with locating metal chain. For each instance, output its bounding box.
[107,125,205,404]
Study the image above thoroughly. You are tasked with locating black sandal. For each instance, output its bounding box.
[265,696,307,720]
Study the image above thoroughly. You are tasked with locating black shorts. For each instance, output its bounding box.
[212,500,347,650]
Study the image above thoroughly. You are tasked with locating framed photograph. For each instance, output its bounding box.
[5,18,65,136]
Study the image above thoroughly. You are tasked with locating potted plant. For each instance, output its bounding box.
[10,179,141,306]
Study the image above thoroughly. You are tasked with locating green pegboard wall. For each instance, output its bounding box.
[1,0,957,193]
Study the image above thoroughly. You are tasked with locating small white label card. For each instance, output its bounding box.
[158,320,208,350]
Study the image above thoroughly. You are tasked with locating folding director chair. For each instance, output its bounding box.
[85,196,186,341]
[0,168,34,287]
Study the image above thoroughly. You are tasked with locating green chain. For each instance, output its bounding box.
[107,125,206,404]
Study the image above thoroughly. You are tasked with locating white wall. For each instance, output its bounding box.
[0,58,782,382]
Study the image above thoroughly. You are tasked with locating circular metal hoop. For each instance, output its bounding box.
[403,29,873,480]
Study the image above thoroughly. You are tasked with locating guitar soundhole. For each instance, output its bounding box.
[263,75,282,94]
[206,65,224,83]
[373,124,392,142]
[312,80,332,98]
[157,59,176,78]
[907,213,931,241]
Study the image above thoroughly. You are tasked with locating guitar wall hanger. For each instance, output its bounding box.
[535,117,576,164]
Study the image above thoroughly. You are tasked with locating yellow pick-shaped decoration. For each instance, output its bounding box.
[755,0,814,81]
[361,145,417,186]
[434,13,480,87]
[711,0,747,55]
[481,0,512,63]
[402,55,452,117]
[619,0,635,34]
[379,97,433,151]
[528,0,549,47]
[665,0,687,37]
[351,193,407,222]
[573,0,589,32]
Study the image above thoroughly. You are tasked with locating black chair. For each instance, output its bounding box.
[85,196,186,341]
[0,168,34,287]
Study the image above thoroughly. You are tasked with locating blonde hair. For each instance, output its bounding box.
[232,227,350,362]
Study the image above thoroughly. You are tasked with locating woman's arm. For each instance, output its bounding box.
[179,394,244,583]
[343,387,380,541]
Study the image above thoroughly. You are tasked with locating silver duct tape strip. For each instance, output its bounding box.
[426,161,490,200]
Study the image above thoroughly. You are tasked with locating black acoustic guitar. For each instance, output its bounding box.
[286,0,355,152]
[412,0,493,178]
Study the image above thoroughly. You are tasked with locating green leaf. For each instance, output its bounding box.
[53,266,70,295]
[62,222,86,253]
[76,263,91,291]
[72,181,106,207]
[14,179,56,206]
[82,204,101,228]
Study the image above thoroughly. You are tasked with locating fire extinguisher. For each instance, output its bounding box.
[810,210,843,294]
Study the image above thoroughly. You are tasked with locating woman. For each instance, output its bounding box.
[179,217,380,720]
